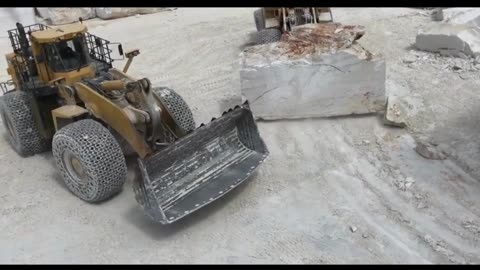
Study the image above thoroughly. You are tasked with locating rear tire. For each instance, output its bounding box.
[52,119,127,203]
[254,9,265,31]
[0,91,48,157]
[256,28,282,45]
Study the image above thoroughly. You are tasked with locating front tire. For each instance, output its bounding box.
[52,119,127,203]
[0,91,47,157]
[153,87,196,135]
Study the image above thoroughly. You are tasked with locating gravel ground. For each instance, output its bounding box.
[0,8,479,264]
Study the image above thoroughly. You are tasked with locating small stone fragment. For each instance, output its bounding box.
[383,96,407,128]
[403,55,416,64]
[405,177,415,188]
[417,202,427,209]
[415,141,448,160]
[405,177,416,184]
[350,225,357,233]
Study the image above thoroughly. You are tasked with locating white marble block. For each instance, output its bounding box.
[240,24,386,120]
[416,23,480,58]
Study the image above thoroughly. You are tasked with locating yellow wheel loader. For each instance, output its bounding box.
[253,7,333,45]
[0,22,268,224]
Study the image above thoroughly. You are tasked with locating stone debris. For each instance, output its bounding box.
[415,23,480,58]
[417,202,427,209]
[240,23,385,120]
[349,225,358,233]
[394,178,407,191]
[281,23,366,55]
[394,176,415,192]
[402,50,480,76]
[414,141,448,160]
[405,177,415,189]
[402,55,417,64]
[423,234,464,263]
[383,96,407,128]
[461,220,480,234]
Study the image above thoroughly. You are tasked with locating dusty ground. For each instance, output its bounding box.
[1,8,480,264]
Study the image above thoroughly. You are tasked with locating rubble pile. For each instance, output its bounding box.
[403,50,480,73]
[281,23,366,55]
[240,23,385,120]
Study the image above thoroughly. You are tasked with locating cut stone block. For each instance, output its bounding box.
[416,23,480,57]
[240,24,386,120]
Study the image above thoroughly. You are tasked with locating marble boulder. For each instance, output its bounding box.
[240,23,386,120]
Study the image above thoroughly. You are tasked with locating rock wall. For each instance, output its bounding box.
[33,8,169,25]
[95,8,165,20]
[35,8,95,25]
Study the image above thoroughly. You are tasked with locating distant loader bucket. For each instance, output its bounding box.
[133,102,269,224]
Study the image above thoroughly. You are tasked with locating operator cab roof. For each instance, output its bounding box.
[31,23,87,43]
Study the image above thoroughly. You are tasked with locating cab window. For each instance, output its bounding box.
[44,36,89,72]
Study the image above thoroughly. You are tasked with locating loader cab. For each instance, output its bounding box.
[5,22,119,91]
[30,23,95,85]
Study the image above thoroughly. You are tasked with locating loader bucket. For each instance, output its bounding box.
[133,102,269,224]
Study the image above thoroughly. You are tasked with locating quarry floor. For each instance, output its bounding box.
[0,8,480,264]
